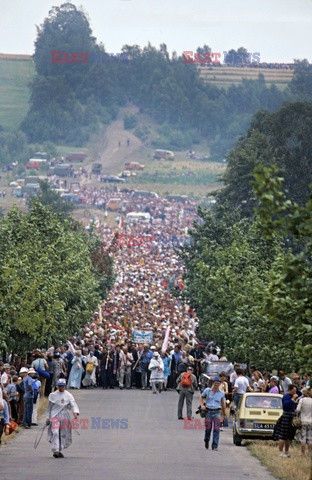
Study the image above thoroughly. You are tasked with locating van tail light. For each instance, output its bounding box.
[240,419,245,428]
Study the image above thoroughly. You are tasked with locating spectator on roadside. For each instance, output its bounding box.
[279,371,292,394]
[31,373,41,426]
[0,398,10,444]
[252,371,265,392]
[5,375,19,422]
[268,376,280,394]
[292,373,302,396]
[233,368,250,408]
[273,384,298,458]
[295,386,312,456]
[22,367,35,429]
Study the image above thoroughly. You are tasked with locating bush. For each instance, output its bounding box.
[134,125,150,141]
[124,114,138,130]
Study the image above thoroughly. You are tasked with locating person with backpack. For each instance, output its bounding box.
[200,376,226,451]
[176,366,198,420]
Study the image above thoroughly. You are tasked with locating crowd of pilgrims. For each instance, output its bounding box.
[1,190,311,450]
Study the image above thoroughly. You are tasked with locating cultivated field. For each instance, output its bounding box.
[199,66,293,88]
[0,58,34,129]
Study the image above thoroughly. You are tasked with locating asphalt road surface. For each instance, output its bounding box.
[0,389,275,480]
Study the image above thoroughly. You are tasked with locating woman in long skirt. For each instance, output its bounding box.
[273,384,298,457]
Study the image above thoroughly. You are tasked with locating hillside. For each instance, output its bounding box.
[0,56,294,131]
[76,105,225,198]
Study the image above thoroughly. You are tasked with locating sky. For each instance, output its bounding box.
[1,0,312,63]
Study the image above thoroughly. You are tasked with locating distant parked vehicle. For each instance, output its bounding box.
[66,152,87,162]
[26,159,48,169]
[125,162,145,170]
[153,149,174,160]
[50,164,73,176]
[125,212,151,224]
[32,151,48,160]
[167,194,188,202]
[21,183,40,195]
[13,186,22,197]
[100,175,125,183]
[106,198,122,211]
[92,163,102,174]
[131,190,158,199]
[118,170,136,178]
[60,193,81,204]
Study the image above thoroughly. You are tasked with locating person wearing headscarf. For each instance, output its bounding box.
[148,352,164,394]
[46,378,79,458]
[67,351,84,389]
[82,351,98,388]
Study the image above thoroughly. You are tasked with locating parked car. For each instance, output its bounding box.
[233,393,283,446]
[125,212,151,224]
[125,162,145,170]
[131,190,158,199]
[92,163,102,174]
[100,175,125,183]
[66,152,87,162]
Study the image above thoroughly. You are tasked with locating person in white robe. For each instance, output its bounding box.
[149,352,164,394]
[46,378,79,458]
[82,351,98,388]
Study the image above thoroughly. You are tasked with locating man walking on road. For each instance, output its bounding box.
[177,366,197,420]
[200,376,226,451]
[46,378,79,458]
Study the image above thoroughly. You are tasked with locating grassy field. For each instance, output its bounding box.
[0,58,34,129]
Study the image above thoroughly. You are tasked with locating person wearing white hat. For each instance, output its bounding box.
[46,378,79,458]
[22,368,35,428]
[148,352,164,394]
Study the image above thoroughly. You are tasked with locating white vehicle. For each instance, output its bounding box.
[131,190,158,200]
[125,212,151,224]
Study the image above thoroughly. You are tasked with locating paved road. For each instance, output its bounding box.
[0,389,275,480]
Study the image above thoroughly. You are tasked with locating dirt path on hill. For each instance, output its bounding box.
[98,106,145,175]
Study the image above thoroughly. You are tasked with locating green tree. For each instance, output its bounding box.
[290,59,312,99]
[180,206,292,370]
[218,102,312,215]
[28,180,74,217]
[253,165,312,372]
[0,202,101,354]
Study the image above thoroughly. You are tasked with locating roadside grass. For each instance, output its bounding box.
[1,396,48,446]
[247,440,312,480]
